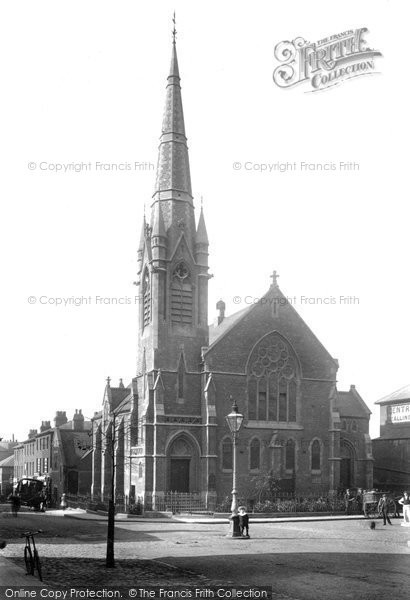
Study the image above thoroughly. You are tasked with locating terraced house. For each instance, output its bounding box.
[13,410,92,504]
[90,32,373,512]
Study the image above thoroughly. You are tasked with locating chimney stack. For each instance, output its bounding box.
[215,299,226,326]
[72,409,84,431]
[54,411,68,428]
[28,429,38,439]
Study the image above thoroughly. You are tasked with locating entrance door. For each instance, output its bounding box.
[170,459,190,492]
[340,458,351,489]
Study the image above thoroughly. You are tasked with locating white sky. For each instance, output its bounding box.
[1,0,409,442]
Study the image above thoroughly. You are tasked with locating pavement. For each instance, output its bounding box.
[0,553,45,586]
[60,508,370,524]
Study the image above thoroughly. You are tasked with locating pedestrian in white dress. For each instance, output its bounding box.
[398,491,410,526]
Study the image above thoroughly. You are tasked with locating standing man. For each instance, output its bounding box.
[378,494,393,526]
[344,489,354,515]
[356,488,363,515]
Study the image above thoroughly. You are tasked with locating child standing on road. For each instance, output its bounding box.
[238,506,249,538]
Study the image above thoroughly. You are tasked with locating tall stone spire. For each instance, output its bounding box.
[153,40,192,204]
[151,29,196,258]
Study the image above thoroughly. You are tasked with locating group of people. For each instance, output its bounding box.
[344,487,410,526]
[343,488,364,514]
[376,491,410,526]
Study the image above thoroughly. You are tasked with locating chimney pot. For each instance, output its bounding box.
[215,299,226,326]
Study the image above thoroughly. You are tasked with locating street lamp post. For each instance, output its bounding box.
[225,397,244,538]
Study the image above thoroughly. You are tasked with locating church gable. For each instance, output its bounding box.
[205,284,338,380]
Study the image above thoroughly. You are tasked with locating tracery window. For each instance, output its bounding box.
[247,333,298,423]
[171,261,193,324]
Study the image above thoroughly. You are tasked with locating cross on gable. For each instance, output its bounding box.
[270,270,280,286]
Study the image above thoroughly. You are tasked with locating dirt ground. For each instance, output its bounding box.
[1,511,409,599]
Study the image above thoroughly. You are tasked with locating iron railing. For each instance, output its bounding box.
[151,492,213,513]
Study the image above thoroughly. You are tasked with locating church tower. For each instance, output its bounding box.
[133,26,211,509]
[136,33,210,374]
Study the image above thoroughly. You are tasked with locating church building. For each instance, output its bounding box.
[90,32,373,511]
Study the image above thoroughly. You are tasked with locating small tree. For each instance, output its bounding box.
[79,408,128,569]
[250,470,281,504]
[104,412,116,568]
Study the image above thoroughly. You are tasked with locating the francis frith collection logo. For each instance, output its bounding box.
[273,27,382,92]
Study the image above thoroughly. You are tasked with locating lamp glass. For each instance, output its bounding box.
[225,409,244,434]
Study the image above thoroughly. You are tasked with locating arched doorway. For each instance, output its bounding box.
[340,439,355,489]
[167,435,199,493]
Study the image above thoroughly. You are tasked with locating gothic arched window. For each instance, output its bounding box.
[222,437,233,470]
[247,333,299,423]
[177,355,185,400]
[142,268,151,328]
[285,439,296,471]
[171,261,193,324]
[311,440,321,470]
[250,438,261,470]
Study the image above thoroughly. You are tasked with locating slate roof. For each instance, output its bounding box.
[0,455,14,468]
[60,420,92,431]
[110,387,131,411]
[335,386,371,418]
[208,306,251,345]
[374,384,410,405]
[58,429,93,466]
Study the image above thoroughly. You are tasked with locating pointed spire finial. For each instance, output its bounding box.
[172,11,177,44]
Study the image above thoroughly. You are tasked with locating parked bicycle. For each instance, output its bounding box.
[21,530,42,581]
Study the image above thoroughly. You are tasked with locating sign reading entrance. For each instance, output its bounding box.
[389,403,410,423]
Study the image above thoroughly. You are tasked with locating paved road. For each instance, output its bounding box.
[113,519,410,600]
[1,513,409,599]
